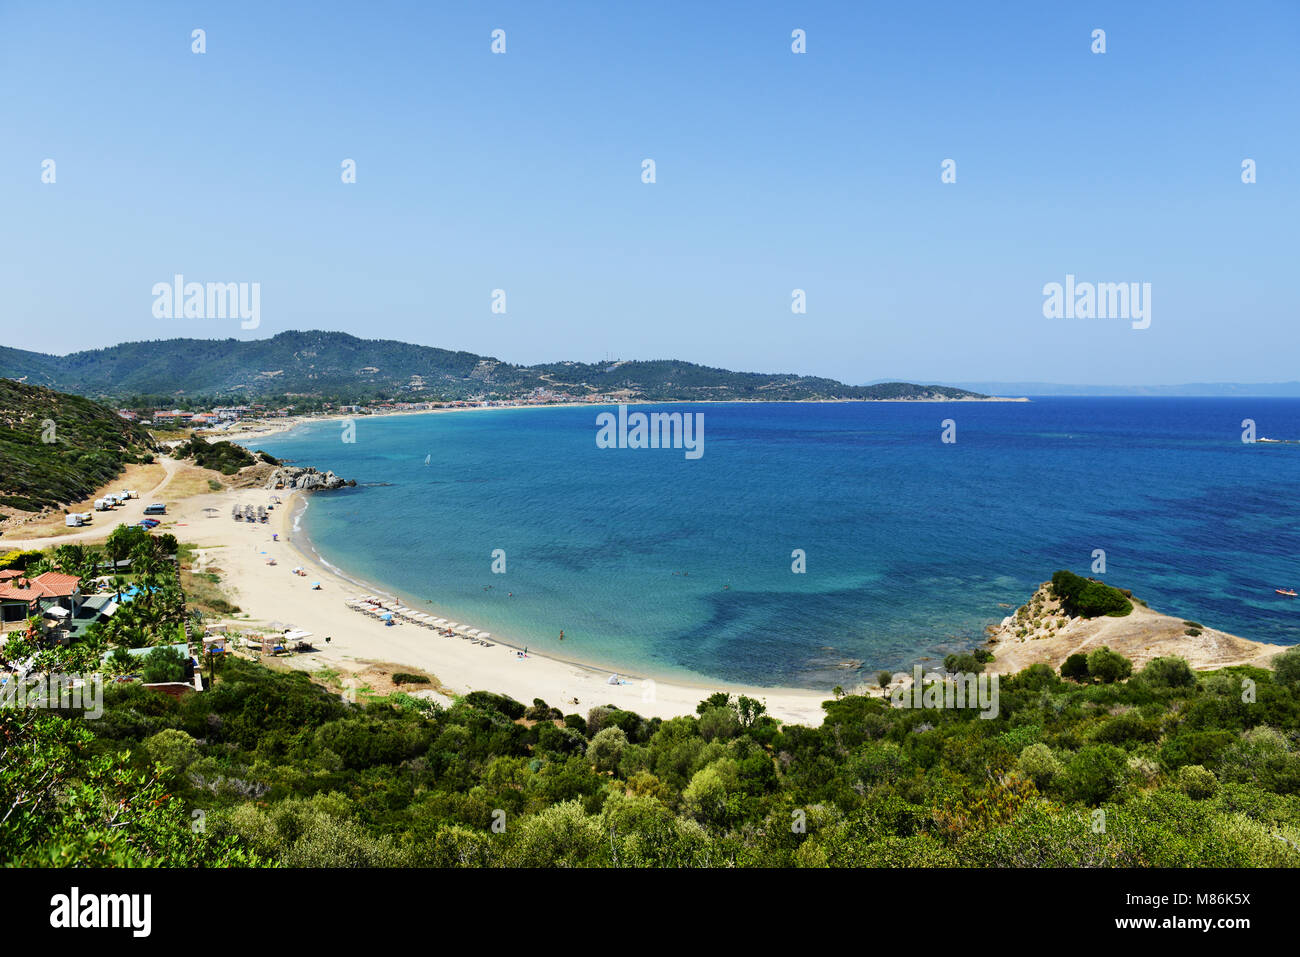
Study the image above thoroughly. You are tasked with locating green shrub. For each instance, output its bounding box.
[943,653,983,674]
[1139,656,1196,689]
[1050,570,1133,618]
[1061,653,1090,682]
[1177,765,1220,800]
[1272,646,1300,687]
[1063,744,1131,804]
[141,646,189,683]
[587,727,628,773]
[463,691,526,719]
[144,728,201,772]
[1086,647,1133,684]
[1018,743,1063,790]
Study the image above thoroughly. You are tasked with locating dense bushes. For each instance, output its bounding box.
[174,439,256,475]
[9,651,1300,868]
[1050,570,1133,618]
[141,646,189,683]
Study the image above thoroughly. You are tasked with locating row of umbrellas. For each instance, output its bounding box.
[345,596,492,642]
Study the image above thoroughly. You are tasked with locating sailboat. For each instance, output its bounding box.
[423,454,431,466]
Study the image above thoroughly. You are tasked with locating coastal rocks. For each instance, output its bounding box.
[264,466,356,492]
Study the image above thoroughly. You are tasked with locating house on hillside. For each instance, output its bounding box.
[0,571,84,635]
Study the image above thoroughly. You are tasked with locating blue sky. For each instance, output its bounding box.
[1,1,1296,384]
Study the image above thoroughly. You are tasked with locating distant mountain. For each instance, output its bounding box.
[0,331,987,404]
[0,379,158,513]
[934,381,1300,398]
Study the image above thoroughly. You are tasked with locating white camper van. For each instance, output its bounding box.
[94,498,110,511]
[65,514,83,527]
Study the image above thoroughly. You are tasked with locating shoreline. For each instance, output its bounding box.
[183,483,834,725]
[7,407,1287,722]
[218,394,1032,445]
[282,494,726,687]
[9,464,1285,721]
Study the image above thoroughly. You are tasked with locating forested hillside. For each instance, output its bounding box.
[0,332,986,404]
[5,649,1299,867]
[0,379,157,511]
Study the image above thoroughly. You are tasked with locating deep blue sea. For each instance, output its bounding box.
[247,399,1300,689]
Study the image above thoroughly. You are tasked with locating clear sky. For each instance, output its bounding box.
[1,1,1296,385]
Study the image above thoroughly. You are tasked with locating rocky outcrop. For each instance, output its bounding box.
[265,466,356,491]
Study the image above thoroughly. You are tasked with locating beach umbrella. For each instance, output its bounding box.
[381,612,393,621]
[445,622,458,630]
[477,633,491,639]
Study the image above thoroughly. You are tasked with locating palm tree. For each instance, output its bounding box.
[80,546,103,581]
[53,543,87,574]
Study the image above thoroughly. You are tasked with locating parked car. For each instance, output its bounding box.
[143,503,166,515]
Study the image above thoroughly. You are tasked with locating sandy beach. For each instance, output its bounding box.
[6,426,1284,725]
[182,485,831,724]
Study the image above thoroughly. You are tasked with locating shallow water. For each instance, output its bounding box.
[249,398,1300,688]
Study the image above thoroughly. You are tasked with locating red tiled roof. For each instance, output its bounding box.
[34,572,80,593]
[0,571,81,604]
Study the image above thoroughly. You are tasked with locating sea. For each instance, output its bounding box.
[245,398,1300,689]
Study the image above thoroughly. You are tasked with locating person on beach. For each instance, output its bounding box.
[559,630,564,641]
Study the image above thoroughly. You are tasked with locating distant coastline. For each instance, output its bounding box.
[221,394,1031,444]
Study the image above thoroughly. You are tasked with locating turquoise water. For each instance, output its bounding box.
[248,399,1300,689]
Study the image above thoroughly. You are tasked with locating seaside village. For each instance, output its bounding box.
[0,480,584,712]
[0,522,212,702]
[0,500,330,708]
[116,385,626,433]
[0,469,346,698]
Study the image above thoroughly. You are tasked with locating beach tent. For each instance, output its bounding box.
[607,674,620,685]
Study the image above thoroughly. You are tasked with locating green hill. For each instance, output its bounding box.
[4,647,1300,867]
[0,379,158,512]
[0,331,987,404]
